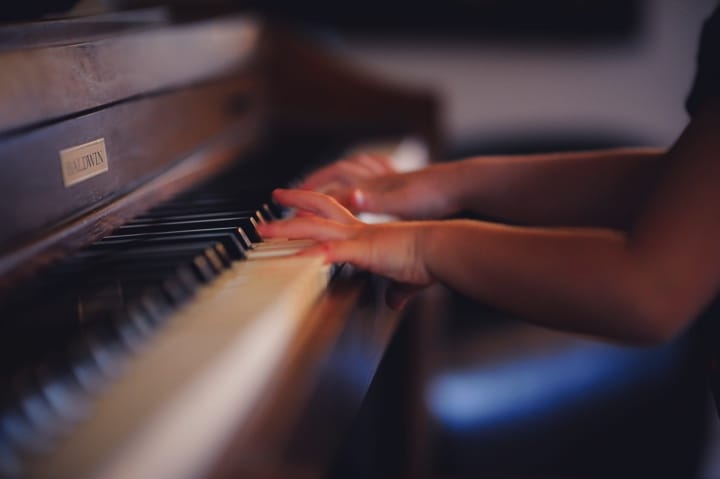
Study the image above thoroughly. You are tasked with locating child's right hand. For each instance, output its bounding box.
[299,154,460,220]
[258,188,437,309]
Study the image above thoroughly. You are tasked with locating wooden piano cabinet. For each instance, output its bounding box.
[207,276,446,479]
[326,284,447,479]
[0,11,442,479]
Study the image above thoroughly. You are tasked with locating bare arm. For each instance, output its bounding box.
[260,100,720,344]
[304,147,666,228]
[446,147,665,228]
[422,103,720,342]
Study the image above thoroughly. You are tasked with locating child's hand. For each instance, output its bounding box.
[257,188,436,309]
[299,153,395,192]
[300,156,459,220]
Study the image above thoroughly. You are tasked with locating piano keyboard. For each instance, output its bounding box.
[0,183,332,479]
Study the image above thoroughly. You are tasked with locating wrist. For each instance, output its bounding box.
[415,221,444,281]
[428,162,465,216]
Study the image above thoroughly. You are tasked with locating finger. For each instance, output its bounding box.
[349,182,412,217]
[332,160,377,184]
[272,188,358,225]
[323,185,383,215]
[352,154,395,176]
[320,185,354,211]
[257,217,353,242]
[295,210,319,218]
[299,159,373,190]
[298,164,345,190]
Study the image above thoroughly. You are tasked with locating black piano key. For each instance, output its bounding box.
[66,246,229,287]
[191,255,218,283]
[113,322,147,354]
[135,208,269,227]
[1,373,56,453]
[156,276,191,305]
[118,217,254,231]
[20,265,194,326]
[138,288,174,324]
[103,226,254,250]
[138,188,272,215]
[0,177,294,467]
[132,209,259,223]
[36,365,88,426]
[14,272,186,328]
[12,387,57,452]
[93,233,247,260]
[0,238,233,364]
[85,335,126,380]
[18,396,54,443]
[112,217,261,243]
[259,203,278,221]
[64,323,134,395]
[94,243,232,272]
[82,251,221,285]
[0,409,36,454]
[3,260,214,451]
[124,304,157,340]
[77,242,229,263]
[65,341,110,395]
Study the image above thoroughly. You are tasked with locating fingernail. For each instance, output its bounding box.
[351,188,366,209]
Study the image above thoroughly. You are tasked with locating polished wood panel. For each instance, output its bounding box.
[0,75,258,252]
[0,8,169,52]
[208,271,403,479]
[0,124,259,291]
[0,15,259,133]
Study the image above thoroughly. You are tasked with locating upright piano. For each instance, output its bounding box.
[0,9,439,479]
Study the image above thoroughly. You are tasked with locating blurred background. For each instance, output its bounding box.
[25,0,715,150]
[5,0,719,477]
[337,0,714,153]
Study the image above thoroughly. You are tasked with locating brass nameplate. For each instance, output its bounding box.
[60,138,109,187]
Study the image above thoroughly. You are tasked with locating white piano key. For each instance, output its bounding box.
[28,253,330,479]
[246,239,317,259]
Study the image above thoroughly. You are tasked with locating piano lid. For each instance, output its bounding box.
[0,12,260,135]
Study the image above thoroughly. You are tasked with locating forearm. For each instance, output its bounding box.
[266,102,720,346]
[442,147,666,228]
[419,220,675,343]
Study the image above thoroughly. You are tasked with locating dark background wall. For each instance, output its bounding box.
[337,0,716,151]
